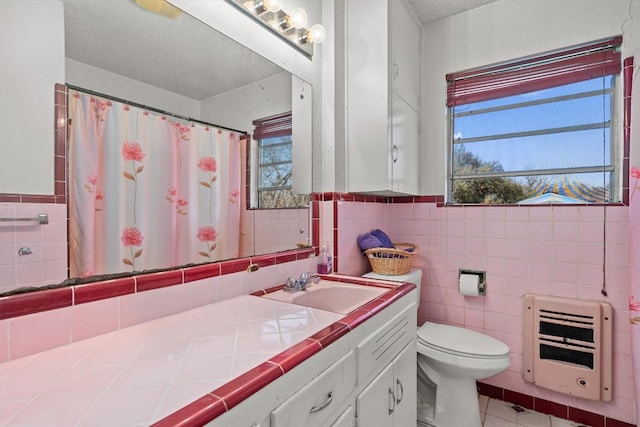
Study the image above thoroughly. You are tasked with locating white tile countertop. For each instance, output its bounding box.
[0,295,343,426]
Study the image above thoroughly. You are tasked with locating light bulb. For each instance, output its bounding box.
[288,7,308,29]
[308,24,326,43]
[263,0,283,12]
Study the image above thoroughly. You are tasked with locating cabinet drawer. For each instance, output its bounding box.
[356,303,415,384]
[271,351,356,427]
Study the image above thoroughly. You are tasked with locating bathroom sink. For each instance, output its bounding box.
[262,280,387,314]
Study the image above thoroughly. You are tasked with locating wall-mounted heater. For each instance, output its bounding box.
[523,294,612,401]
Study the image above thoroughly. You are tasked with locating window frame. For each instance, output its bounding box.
[250,112,308,209]
[446,37,623,205]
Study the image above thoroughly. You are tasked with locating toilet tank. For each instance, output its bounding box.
[363,269,422,307]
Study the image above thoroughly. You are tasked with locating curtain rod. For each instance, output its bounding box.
[66,84,248,135]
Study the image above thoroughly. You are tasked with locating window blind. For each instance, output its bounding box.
[252,112,292,140]
[446,36,622,107]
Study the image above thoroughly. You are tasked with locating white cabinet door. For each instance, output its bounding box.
[391,93,420,195]
[390,0,421,111]
[356,362,395,427]
[330,405,355,427]
[391,343,417,427]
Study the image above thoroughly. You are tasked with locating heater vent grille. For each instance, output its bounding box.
[523,294,612,401]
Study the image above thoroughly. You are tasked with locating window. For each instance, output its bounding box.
[447,37,622,205]
[252,113,308,208]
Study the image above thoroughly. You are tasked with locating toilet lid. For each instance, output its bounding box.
[417,322,509,358]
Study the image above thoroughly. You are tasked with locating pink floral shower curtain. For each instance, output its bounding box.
[68,91,241,277]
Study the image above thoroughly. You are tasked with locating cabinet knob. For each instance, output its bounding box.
[393,62,399,79]
[392,145,399,163]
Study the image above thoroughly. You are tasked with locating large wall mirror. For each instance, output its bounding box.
[1,0,314,294]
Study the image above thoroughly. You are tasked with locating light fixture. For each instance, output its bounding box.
[288,7,308,29]
[263,0,283,13]
[308,23,326,43]
[133,0,183,19]
[227,0,325,58]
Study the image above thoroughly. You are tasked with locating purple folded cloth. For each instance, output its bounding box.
[371,229,394,248]
[357,233,383,253]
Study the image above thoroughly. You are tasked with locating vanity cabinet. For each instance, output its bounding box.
[345,0,421,196]
[208,292,417,427]
[356,343,417,427]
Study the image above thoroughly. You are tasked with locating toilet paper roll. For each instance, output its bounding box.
[459,273,481,296]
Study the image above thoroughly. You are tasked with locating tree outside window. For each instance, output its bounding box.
[252,113,309,209]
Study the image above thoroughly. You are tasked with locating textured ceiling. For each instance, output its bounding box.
[62,0,284,100]
[63,0,503,100]
[407,0,503,24]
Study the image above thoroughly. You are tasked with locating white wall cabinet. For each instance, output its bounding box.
[345,0,421,196]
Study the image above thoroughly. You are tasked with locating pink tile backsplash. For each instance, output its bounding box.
[337,200,635,425]
[9,307,72,359]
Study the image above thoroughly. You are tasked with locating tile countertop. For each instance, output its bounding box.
[0,275,414,427]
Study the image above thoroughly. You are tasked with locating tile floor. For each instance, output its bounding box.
[479,395,591,427]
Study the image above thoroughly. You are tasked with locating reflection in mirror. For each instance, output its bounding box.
[0,0,312,293]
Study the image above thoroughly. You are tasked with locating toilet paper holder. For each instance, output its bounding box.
[458,269,486,296]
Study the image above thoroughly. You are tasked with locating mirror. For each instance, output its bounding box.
[1,0,312,294]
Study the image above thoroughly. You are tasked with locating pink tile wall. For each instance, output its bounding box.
[0,202,68,294]
[335,201,389,276]
[386,202,635,424]
[253,208,310,255]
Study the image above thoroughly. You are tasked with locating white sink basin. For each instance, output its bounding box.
[262,280,388,314]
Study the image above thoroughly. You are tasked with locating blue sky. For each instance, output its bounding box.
[453,77,613,188]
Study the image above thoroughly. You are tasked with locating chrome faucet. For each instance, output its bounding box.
[283,272,321,293]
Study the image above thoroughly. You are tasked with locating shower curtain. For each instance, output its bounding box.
[68,90,241,277]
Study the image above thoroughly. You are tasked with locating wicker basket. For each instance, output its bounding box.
[364,242,418,275]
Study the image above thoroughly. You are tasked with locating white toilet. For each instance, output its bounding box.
[363,269,511,427]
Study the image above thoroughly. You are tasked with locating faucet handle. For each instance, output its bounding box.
[299,272,311,282]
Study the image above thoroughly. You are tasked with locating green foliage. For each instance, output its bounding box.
[452,145,532,204]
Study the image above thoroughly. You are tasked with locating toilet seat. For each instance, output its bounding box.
[417,322,509,359]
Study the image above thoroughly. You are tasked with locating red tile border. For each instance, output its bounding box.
[476,382,503,400]
[0,194,21,203]
[220,258,251,275]
[183,263,221,283]
[309,322,350,349]
[503,389,534,411]
[151,393,226,427]
[359,297,391,316]
[248,254,276,269]
[136,270,183,292]
[0,287,72,319]
[568,407,605,427]
[74,277,136,305]
[533,397,567,419]
[478,382,633,427]
[275,250,298,264]
[268,338,322,373]
[606,418,637,427]
[212,362,283,411]
[295,247,314,260]
[337,308,372,331]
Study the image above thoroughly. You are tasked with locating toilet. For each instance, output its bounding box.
[363,269,511,427]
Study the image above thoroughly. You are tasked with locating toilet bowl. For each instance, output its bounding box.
[363,269,511,427]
